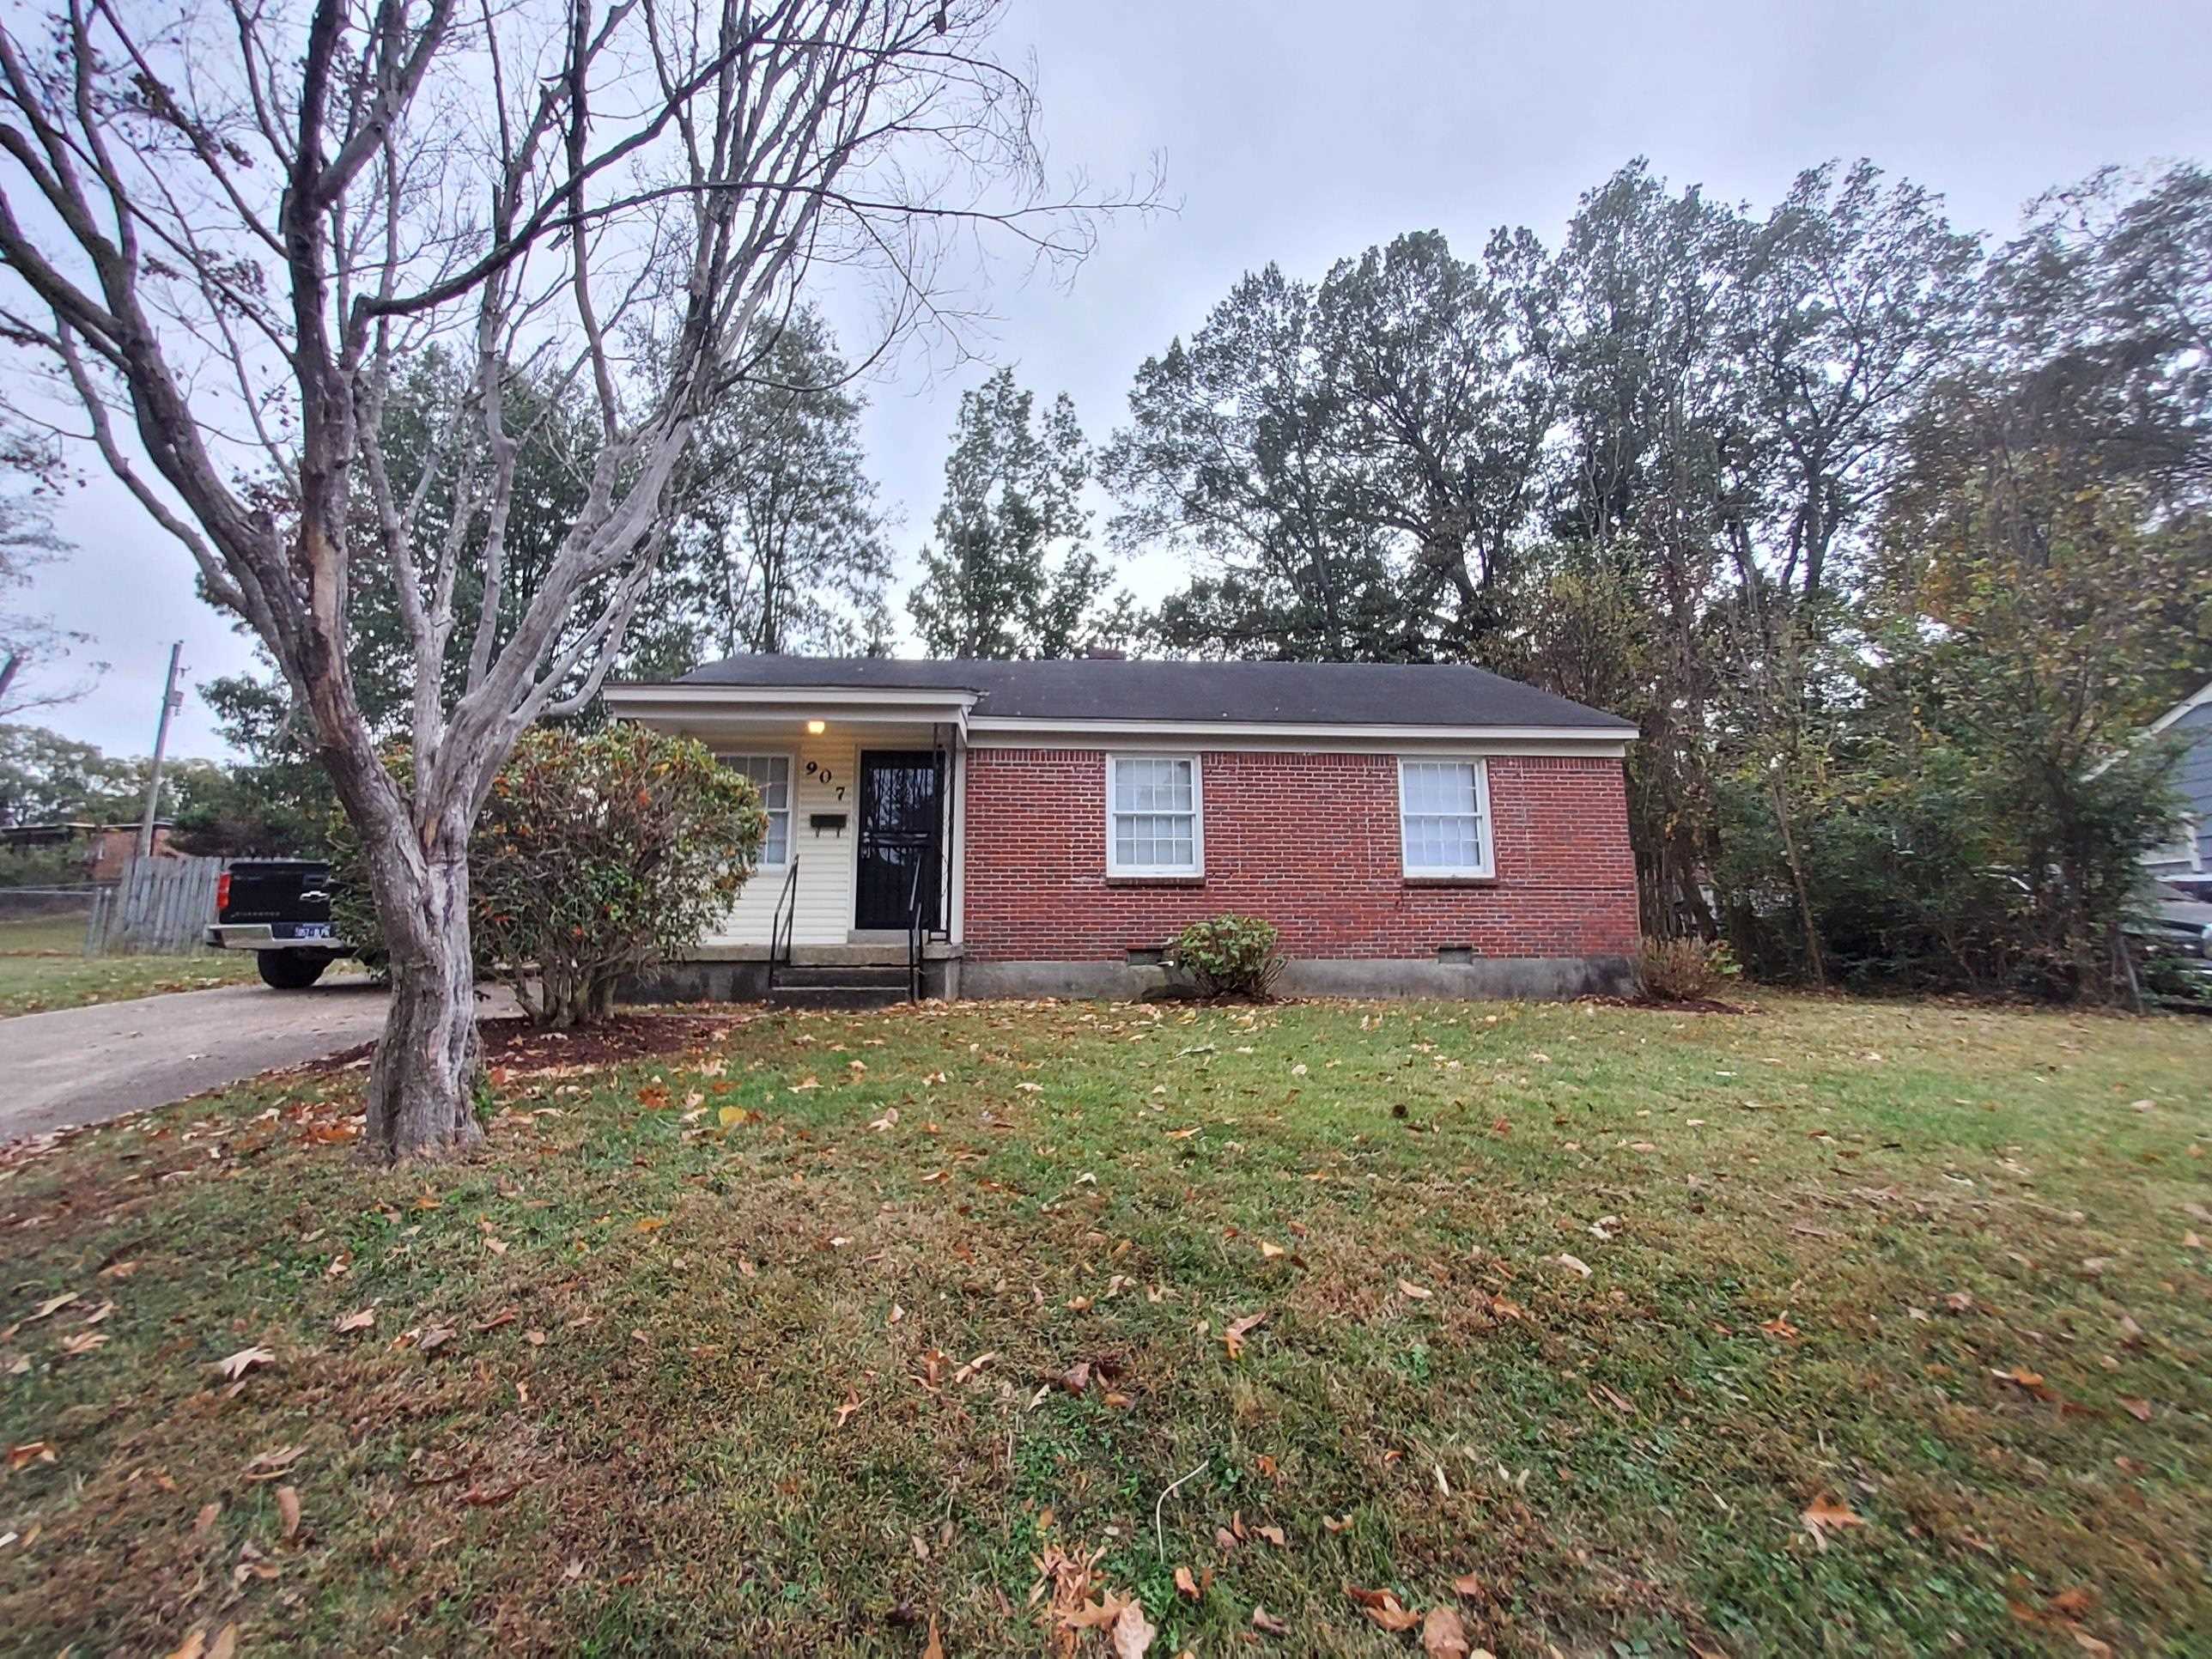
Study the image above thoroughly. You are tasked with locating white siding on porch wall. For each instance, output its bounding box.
[713,732,858,946]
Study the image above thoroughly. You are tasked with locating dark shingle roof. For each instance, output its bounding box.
[659,655,1636,733]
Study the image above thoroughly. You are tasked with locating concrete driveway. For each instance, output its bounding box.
[0,981,514,1142]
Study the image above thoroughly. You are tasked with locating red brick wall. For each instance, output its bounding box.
[961,749,1638,961]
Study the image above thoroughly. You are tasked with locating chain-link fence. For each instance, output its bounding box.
[0,884,99,956]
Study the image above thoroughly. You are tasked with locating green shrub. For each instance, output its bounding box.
[1169,913,1285,1000]
[331,726,766,1025]
[1638,934,1740,1003]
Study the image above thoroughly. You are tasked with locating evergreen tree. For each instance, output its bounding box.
[909,369,1131,658]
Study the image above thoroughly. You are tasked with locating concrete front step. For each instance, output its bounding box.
[774,963,910,990]
[765,984,910,1012]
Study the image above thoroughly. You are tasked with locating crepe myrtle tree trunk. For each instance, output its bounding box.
[362,828,483,1154]
[0,0,1143,1159]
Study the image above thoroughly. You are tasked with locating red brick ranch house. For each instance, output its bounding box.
[603,656,1641,1006]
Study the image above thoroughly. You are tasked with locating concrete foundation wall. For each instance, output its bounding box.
[627,957,958,1002]
[627,958,771,1003]
[958,953,1637,1003]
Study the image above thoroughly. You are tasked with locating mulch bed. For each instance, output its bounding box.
[296,1012,752,1079]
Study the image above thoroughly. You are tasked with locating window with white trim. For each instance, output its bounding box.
[2148,812,2203,872]
[1399,758,1493,878]
[720,753,793,865]
[1107,754,1202,876]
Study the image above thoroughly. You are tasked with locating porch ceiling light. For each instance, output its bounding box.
[805,719,826,735]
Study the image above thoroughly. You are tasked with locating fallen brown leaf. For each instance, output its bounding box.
[1222,1310,1268,1359]
[276,1484,301,1539]
[216,1345,274,1382]
[1109,1599,1157,1658]
[333,1308,374,1334]
[240,1444,304,1482]
[1347,1585,1422,1633]
[1422,1604,1472,1659]
[1801,1493,1867,1550]
[1250,1606,1289,1636]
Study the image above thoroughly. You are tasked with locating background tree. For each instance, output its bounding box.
[1103,264,1398,659]
[908,368,1131,658]
[0,0,1138,1157]
[1312,228,1557,653]
[0,723,138,825]
[642,307,893,666]
[0,423,92,718]
[1109,155,2206,997]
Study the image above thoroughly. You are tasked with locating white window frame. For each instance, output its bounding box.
[1105,752,1205,878]
[717,750,797,869]
[1397,757,1495,879]
[2148,812,2203,872]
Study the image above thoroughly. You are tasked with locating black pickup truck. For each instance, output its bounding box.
[205,858,354,988]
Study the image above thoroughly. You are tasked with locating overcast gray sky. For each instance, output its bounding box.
[21,0,2212,762]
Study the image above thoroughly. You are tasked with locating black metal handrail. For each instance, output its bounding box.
[767,856,799,995]
[904,854,925,1003]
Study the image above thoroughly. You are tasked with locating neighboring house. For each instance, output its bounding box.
[604,656,1641,1003]
[2142,676,2212,897]
[0,821,175,881]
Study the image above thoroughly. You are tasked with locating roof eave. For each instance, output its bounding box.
[603,682,978,712]
[965,714,1637,744]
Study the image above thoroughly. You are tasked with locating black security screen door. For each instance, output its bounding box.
[855,750,943,932]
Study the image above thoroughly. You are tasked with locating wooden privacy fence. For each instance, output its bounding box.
[84,854,228,956]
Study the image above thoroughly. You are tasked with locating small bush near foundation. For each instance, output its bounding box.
[1170,914,1286,1000]
[1638,934,1741,1002]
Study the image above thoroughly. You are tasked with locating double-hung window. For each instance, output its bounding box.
[1107,754,1202,877]
[1399,758,1493,878]
[720,753,793,866]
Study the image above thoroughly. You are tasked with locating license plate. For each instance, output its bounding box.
[291,923,332,940]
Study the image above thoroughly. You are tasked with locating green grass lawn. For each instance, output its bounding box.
[0,923,260,1016]
[3,994,2208,1656]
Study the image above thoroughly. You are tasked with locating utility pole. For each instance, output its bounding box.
[137,641,183,860]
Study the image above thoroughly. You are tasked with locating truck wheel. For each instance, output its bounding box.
[257,951,331,990]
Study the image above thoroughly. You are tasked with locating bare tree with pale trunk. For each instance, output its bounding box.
[0,0,1143,1158]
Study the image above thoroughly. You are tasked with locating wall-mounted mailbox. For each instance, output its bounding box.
[809,812,848,836]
